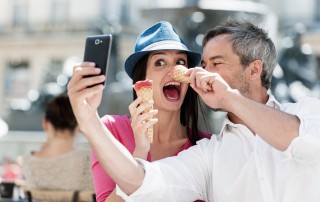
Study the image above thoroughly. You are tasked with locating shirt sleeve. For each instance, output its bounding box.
[91,151,115,202]
[283,97,320,166]
[116,138,214,201]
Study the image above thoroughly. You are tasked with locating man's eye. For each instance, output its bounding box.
[213,63,221,66]
[155,60,165,66]
[176,59,186,65]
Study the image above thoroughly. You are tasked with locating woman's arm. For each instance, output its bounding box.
[67,62,150,195]
[92,112,154,202]
[105,190,124,202]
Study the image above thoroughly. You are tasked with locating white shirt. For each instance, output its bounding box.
[117,95,320,202]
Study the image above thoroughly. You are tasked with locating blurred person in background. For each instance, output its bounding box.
[21,94,94,192]
[68,19,320,202]
[0,155,22,182]
[68,21,211,202]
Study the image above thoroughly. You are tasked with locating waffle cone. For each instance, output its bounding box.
[136,86,154,143]
[172,65,190,83]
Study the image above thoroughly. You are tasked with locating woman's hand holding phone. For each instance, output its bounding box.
[67,62,105,130]
[68,34,112,133]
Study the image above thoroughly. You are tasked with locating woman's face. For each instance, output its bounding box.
[145,50,189,112]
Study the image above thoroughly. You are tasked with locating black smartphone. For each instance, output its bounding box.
[83,34,112,86]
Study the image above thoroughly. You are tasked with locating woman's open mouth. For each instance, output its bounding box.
[163,81,181,101]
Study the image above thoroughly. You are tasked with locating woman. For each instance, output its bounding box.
[68,21,211,202]
[22,94,94,192]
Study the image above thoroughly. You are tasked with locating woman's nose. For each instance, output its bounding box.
[167,66,175,77]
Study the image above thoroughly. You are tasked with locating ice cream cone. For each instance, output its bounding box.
[171,65,190,83]
[134,80,154,143]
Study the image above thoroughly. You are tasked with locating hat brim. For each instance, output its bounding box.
[125,49,201,79]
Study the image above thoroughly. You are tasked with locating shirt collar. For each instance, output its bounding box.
[217,93,282,138]
[266,94,282,110]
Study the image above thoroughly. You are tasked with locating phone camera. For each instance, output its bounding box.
[95,39,101,45]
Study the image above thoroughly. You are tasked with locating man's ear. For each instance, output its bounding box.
[248,60,263,81]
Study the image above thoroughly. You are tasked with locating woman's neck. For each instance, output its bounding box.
[34,131,76,158]
[152,110,187,143]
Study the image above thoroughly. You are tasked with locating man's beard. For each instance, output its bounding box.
[232,70,251,97]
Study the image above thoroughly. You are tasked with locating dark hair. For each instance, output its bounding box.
[203,19,277,89]
[45,94,77,132]
[131,54,206,145]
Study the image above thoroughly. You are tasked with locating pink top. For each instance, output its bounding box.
[92,115,211,202]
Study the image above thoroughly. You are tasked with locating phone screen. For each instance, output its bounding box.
[83,34,112,86]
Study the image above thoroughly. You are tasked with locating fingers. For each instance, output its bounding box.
[198,74,215,92]
[188,67,216,92]
[128,97,142,115]
[67,62,105,91]
[67,62,106,112]
[130,101,157,127]
[69,84,104,104]
[129,98,158,140]
[68,62,96,84]
[189,67,206,86]
[141,118,158,131]
[131,109,158,142]
[129,99,154,118]
[183,68,193,77]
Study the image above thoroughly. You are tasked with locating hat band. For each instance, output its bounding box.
[141,40,188,51]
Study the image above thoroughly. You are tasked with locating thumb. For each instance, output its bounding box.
[184,68,193,77]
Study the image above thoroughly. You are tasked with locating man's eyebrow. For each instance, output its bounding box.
[201,55,224,64]
[209,56,224,60]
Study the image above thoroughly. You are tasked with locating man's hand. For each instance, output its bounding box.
[187,67,237,111]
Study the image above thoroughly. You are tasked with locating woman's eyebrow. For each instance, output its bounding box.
[150,52,166,57]
[150,50,186,57]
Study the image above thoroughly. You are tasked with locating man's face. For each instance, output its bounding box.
[201,34,251,96]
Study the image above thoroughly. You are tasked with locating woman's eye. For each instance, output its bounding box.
[155,60,165,66]
[176,59,186,65]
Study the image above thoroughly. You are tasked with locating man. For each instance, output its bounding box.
[68,20,320,202]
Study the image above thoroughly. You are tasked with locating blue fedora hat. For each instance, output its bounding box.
[124,21,201,79]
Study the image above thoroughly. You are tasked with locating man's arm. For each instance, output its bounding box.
[116,138,213,201]
[189,69,299,151]
[226,91,299,151]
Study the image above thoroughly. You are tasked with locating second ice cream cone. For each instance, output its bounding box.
[134,80,154,143]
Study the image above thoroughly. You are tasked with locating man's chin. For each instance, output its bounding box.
[211,108,227,112]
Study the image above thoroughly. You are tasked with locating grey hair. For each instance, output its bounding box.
[202,19,276,89]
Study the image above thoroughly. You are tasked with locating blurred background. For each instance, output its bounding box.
[0,0,320,167]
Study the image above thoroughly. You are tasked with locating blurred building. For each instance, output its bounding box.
[0,0,144,130]
[0,0,319,162]
[0,0,319,131]
[263,0,320,58]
